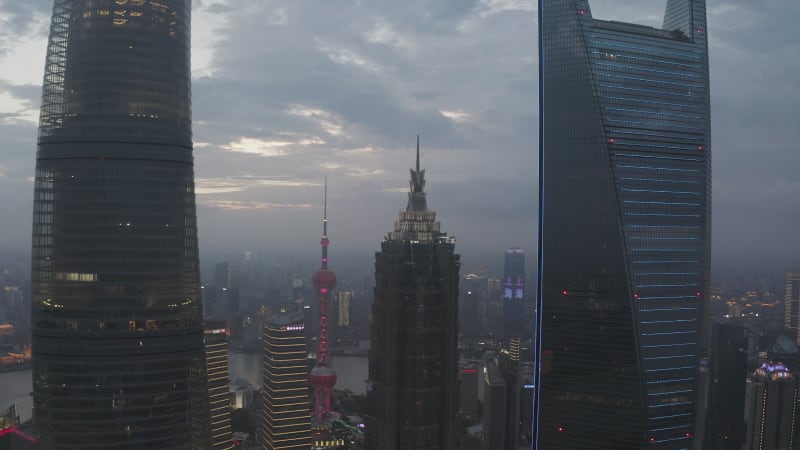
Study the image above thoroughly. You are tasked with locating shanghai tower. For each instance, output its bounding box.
[535,1,710,449]
[31,1,204,448]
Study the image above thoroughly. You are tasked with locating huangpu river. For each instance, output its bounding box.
[0,352,369,421]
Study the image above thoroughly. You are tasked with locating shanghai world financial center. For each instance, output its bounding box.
[26,0,710,448]
[535,0,710,449]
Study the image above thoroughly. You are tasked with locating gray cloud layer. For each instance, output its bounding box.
[0,0,798,272]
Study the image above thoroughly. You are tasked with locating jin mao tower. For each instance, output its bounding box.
[535,1,711,448]
[31,1,204,448]
[366,139,460,449]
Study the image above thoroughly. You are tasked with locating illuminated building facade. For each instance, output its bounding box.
[31,1,205,448]
[337,291,351,327]
[309,182,339,431]
[503,248,525,339]
[785,272,800,346]
[205,321,233,449]
[262,311,310,450]
[366,141,460,449]
[535,1,711,448]
[744,362,797,450]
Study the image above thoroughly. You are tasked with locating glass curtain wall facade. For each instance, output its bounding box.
[366,145,460,450]
[535,1,710,449]
[31,1,204,448]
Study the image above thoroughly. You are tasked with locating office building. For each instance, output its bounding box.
[337,291,351,327]
[461,274,486,339]
[535,1,711,448]
[205,321,233,449]
[498,337,522,449]
[518,362,535,445]
[744,361,797,450]
[262,311,310,450]
[459,362,479,419]
[785,272,800,346]
[481,360,506,450]
[31,1,205,447]
[366,140,460,449]
[703,323,748,448]
[503,248,525,339]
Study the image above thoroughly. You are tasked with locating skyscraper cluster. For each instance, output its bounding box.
[24,0,720,449]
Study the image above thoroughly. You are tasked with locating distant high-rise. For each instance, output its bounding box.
[744,361,797,450]
[785,272,800,345]
[481,360,506,450]
[458,363,479,419]
[31,1,204,448]
[205,321,233,450]
[337,291,351,327]
[366,139,460,449]
[261,310,310,450]
[704,323,747,449]
[503,248,525,339]
[535,1,711,448]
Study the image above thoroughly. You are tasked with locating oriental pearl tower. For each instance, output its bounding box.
[309,179,339,429]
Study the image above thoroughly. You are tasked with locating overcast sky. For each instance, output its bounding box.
[0,0,798,275]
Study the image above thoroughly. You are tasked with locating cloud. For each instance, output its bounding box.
[439,109,471,123]
[200,200,313,211]
[221,135,325,157]
[196,176,319,195]
[0,0,798,269]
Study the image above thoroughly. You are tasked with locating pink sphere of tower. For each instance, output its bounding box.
[309,365,337,388]
[312,268,337,293]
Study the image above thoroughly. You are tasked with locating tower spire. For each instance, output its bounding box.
[416,134,420,173]
[407,136,428,211]
[320,177,329,269]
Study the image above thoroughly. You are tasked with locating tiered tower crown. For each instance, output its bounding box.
[386,137,454,245]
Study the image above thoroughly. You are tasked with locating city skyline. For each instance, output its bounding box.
[0,1,798,270]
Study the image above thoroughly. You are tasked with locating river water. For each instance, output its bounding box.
[0,353,368,421]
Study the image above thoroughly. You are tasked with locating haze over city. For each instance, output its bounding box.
[0,0,797,275]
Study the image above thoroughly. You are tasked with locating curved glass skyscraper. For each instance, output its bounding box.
[31,1,204,448]
[535,1,710,448]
